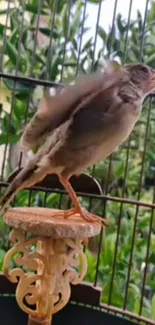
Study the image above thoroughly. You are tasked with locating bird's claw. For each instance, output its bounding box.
[80,208,109,226]
[61,207,108,227]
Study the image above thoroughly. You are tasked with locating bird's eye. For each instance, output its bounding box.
[140,66,149,74]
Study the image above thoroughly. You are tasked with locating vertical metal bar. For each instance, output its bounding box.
[123,99,151,309]
[94,0,119,287]
[107,0,118,57]
[123,0,150,309]
[29,0,44,77]
[88,0,103,214]
[45,0,59,80]
[91,0,102,71]
[139,0,150,63]
[108,0,134,305]
[58,194,63,209]
[0,0,11,72]
[28,190,33,207]
[76,0,88,75]
[139,176,155,314]
[123,0,133,64]
[103,0,119,194]
[102,0,119,196]
[60,0,72,82]
[43,192,48,207]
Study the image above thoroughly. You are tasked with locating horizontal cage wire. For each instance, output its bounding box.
[0,0,155,324]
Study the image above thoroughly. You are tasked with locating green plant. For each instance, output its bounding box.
[1,0,155,321]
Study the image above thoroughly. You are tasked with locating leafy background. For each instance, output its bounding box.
[1,0,155,320]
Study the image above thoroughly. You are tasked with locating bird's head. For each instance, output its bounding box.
[124,63,155,98]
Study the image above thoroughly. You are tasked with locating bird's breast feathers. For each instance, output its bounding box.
[82,107,140,166]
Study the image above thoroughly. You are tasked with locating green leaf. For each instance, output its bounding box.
[138,215,150,228]
[134,299,140,314]
[152,294,155,320]
[98,26,107,41]
[3,78,31,92]
[137,10,142,30]
[10,10,18,31]
[9,26,19,45]
[102,280,124,307]
[25,3,48,15]
[0,9,14,15]
[81,38,93,53]
[87,0,102,3]
[129,283,141,297]
[130,44,141,60]
[107,32,115,53]
[149,253,155,264]
[0,134,20,145]
[69,3,82,40]
[35,53,45,65]
[0,24,9,36]
[37,27,51,37]
[56,0,69,14]
[6,40,19,66]
[50,55,62,80]
[62,4,69,38]
[72,39,77,51]
[82,27,91,35]
[5,40,26,71]
[63,60,77,67]
[46,193,61,207]
[146,53,155,66]
[13,99,27,121]
[117,13,125,35]
[0,249,6,271]
[0,248,5,260]
[102,233,117,266]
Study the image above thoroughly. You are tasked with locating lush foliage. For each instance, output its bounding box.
[0,0,155,320]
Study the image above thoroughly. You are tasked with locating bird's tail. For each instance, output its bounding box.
[0,163,47,214]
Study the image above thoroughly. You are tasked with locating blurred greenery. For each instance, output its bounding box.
[0,0,155,321]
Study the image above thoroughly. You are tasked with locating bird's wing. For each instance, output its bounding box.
[64,85,139,152]
[20,61,126,152]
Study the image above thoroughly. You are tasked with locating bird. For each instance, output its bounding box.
[0,61,155,225]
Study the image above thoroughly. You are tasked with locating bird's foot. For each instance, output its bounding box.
[62,207,108,226]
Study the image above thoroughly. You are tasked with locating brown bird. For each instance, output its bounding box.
[0,61,155,225]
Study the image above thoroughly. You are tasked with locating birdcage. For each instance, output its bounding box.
[0,0,155,324]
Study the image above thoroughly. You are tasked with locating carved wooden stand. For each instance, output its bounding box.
[3,207,101,325]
